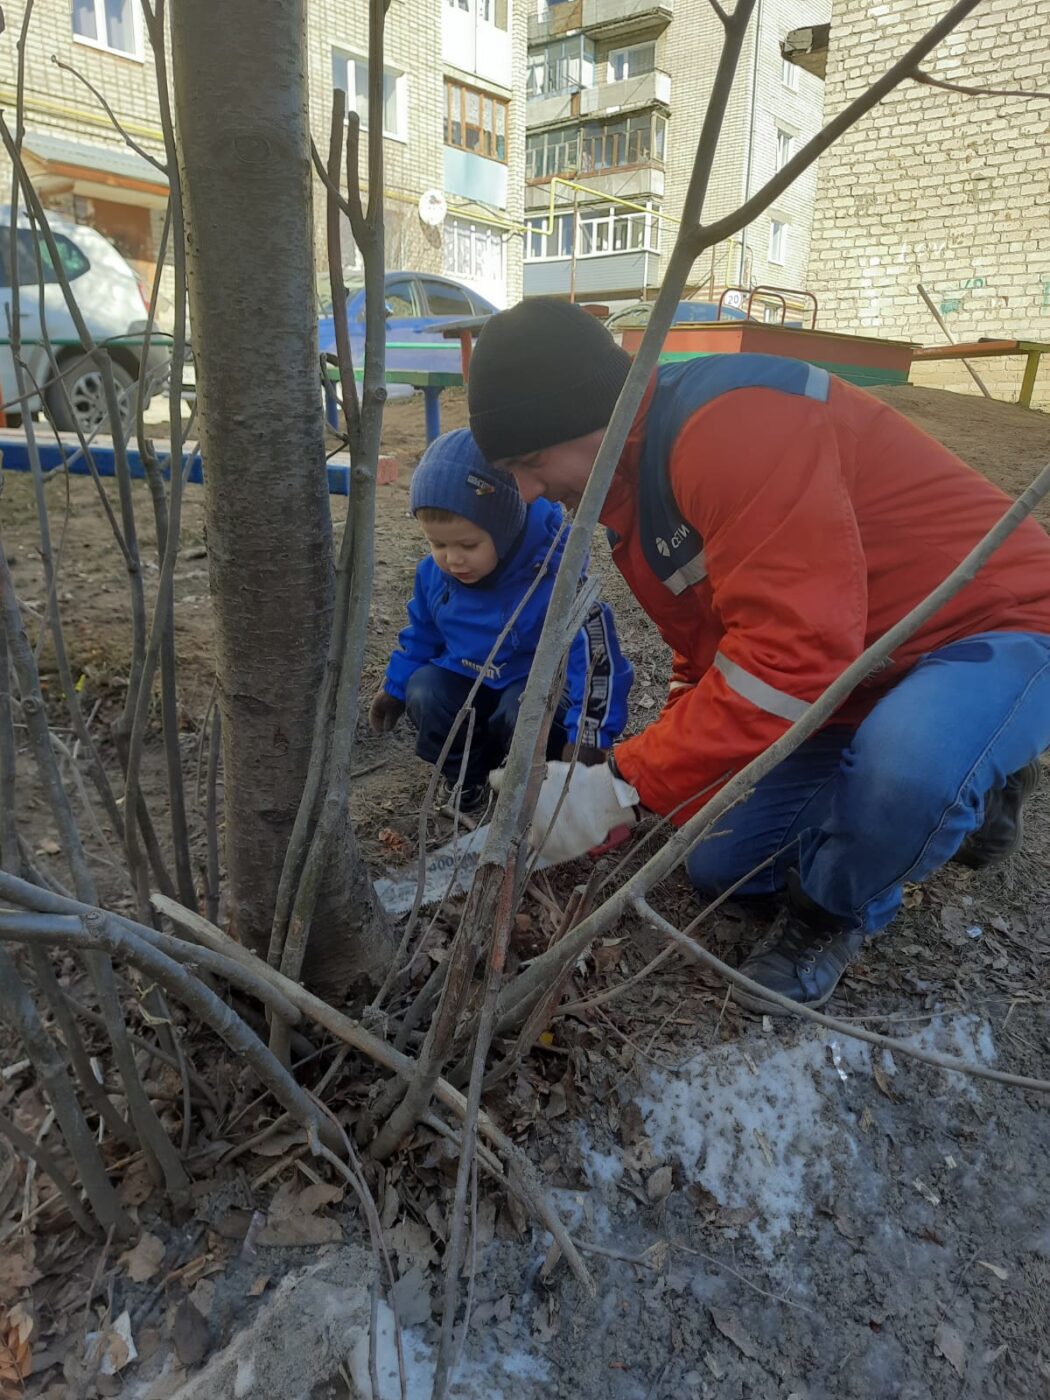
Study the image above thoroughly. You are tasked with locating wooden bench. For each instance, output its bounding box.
[911,339,1049,409]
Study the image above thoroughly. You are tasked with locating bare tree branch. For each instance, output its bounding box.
[0,1108,98,1236]
[634,897,1050,1094]
[912,67,1050,100]
[50,54,169,175]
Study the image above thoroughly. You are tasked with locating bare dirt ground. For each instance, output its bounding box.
[2,383,1050,1398]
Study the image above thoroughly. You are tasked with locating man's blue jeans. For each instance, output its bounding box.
[686,632,1050,934]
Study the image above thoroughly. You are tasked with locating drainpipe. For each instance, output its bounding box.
[737,0,762,286]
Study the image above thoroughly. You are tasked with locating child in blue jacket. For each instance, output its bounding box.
[369,428,633,813]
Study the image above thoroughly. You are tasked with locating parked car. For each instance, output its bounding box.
[0,204,170,434]
[317,271,498,386]
[605,299,748,334]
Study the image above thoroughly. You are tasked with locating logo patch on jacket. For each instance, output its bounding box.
[461,657,502,679]
[467,473,495,496]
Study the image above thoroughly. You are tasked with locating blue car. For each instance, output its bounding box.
[318,272,498,389]
[604,299,748,333]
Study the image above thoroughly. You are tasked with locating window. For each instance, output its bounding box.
[332,49,406,140]
[526,114,665,181]
[443,216,506,287]
[444,81,508,162]
[768,218,788,265]
[580,112,665,173]
[446,0,508,28]
[775,127,794,171]
[385,279,418,316]
[527,36,595,97]
[526,126,580,180]
[0,230,91,288]
[419,278,474,316]
[781,56,800,91]
[358,277,416,321]
[478,0,508,28]
[608,42,656,82]
[72,0,140,58]
[524,203,659,260]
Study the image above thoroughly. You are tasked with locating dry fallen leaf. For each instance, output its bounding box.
[0,1304,33,1397]
[913,1178,941,1207]
[378,827,409,857]
[172,1299,210,1368]
[977,1261,1009,1282]
[118,1162,155,1207]
[0,1249,40,1306]
[709,1308,761,1361]
[99,1309,137,1377]
[390,1266,431,1327]
[872,1064,897,1101]
[934,1320,966,1378]
[647,1165,674,1203]
[250,1128,308,1159]
[121,1232,166,1284]
[257,1180,343,1247]
[247,1274,271,1298]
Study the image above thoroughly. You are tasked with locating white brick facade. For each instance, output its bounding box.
[807,0,1050,406]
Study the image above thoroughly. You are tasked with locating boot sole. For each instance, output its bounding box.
[730,981,838,1016]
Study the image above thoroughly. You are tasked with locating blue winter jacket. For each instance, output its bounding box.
[383,499,633,750]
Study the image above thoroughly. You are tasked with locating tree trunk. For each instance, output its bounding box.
[170,0,389,989]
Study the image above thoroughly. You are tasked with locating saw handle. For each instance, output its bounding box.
[587,824,633,860]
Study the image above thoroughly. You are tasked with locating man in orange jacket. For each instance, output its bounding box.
[467,299,1050,1014]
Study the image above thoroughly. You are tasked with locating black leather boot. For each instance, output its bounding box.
[732,873,865,1015]
[955,759,1042,869]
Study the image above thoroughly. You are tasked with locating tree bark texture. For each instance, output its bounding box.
[170,0,374,977]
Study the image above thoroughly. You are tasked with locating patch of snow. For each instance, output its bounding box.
[233,1356,255,1398]
[635,1018,997,1252]
[637,1034,859,1252]
[351,1301,550,1399]
[577,1123,624,1187]
[901,1014,997,1096]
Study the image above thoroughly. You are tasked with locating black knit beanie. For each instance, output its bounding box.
[468,299,631,462]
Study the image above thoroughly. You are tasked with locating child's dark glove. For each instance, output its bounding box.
[369,689,405,735]
[560,743,609,768]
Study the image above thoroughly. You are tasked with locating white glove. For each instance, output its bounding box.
[491,761,640,864]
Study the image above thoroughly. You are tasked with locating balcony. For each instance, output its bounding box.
[582,69,670,115]
[528,0,584,45]
[443,4,513,88]
[524,248,662,299]
[526,89,578,128]
[527,69,670,129]
[581,0,673,39]
[524,165,664,206]
[444,149,508,210]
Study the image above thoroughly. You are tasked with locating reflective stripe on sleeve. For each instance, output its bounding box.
[713,652,810,722]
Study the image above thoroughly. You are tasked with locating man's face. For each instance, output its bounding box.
[495,428,606,511]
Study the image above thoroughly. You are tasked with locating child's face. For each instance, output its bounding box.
[420,515,499,585]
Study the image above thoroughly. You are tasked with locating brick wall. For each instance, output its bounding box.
[808,0,1050,406]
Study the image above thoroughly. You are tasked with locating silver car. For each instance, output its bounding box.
[0,204,170,433]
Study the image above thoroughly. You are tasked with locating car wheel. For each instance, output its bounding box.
[44,354,137,436]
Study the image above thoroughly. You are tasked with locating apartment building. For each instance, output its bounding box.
[522,0,829,307]
[0,0,527,312]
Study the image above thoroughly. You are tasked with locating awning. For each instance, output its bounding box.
[782,23,830,82]
[22,130,169,197]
